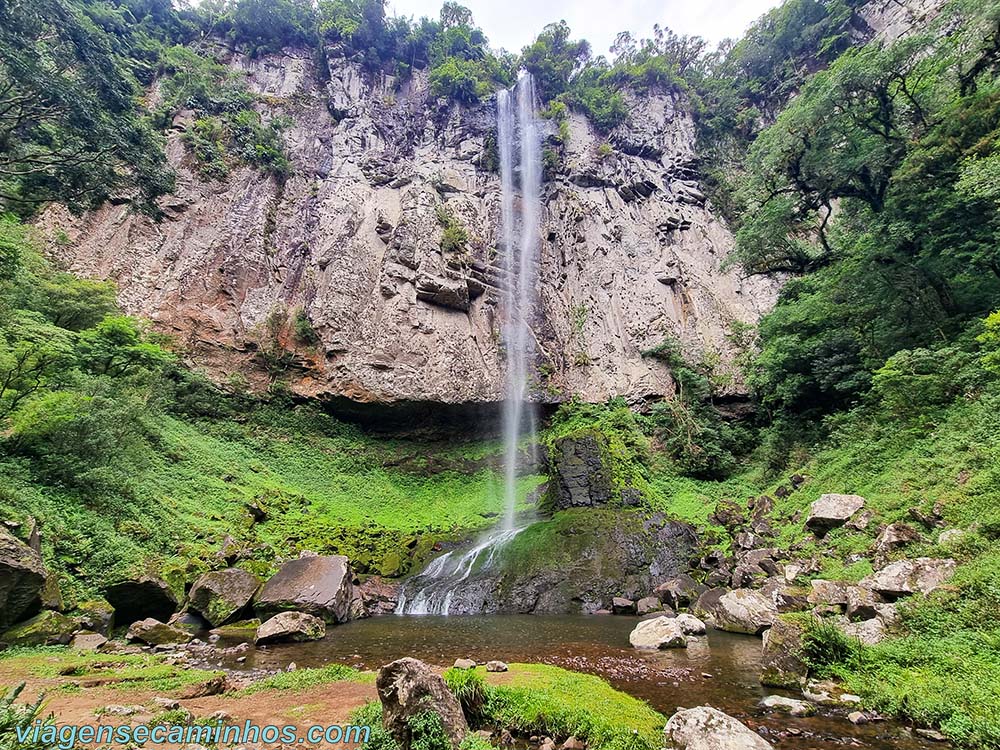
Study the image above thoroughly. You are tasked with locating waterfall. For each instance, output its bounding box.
[395,74,541,615]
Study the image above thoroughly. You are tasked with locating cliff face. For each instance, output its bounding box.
[39,49,777,407]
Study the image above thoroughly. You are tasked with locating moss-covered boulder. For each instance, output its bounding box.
[0,526,47,629]
[187,568,260,627]
[255,611,325,645]
[104,576,178,625]
[760,616,808,689]
[1,610,77,646]
[74,599,115,635]
[126,617,192,646]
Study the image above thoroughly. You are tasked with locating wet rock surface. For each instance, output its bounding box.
[0,527,47,629]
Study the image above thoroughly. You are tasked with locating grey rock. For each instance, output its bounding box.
[805,494,866,535]
[629,616,687,649]
[612,597,636,615]
[188,568,261,627]
[70,631,109,651]
[255,611,326,645]
[759,695,816,717]
[126,618,193,646]
[871,522,922,567]
[377,658,468,749]
[709,589,778,635]
[675,613,707,635]
[548,433,614,509]
[255,555,354,623]
[861,558,957,598]
[453,658,476,669]
[0,526,47,629]
[760,618,808,689]
[485,660,508,672]
[664,706,774,750]
[636,596,661,615]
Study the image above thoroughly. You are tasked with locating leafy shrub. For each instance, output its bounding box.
[0,683,56,750]
[800,619,861,676]
[352,701,399,750]
[436,206,468,253]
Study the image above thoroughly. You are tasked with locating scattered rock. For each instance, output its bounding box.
[861,558,957,598]
[847,711,869,725]
[126,618,193,646]
[0,526,47,629]
[675,613,706,635]
[838,617,887,646]
[486,660,508,672]
[710,589,778,635]
[803,680,861,707]
[759,695,816,717]
[845,586,881,621]
[152,697,180,710]
[807,580,849,607]
[187,569,261,627]
[560,737,585,750]
[75,599,115,635]
[453,658,477,670]
[100,705,145,717]
[805,494,866,536]
[629,616,688,649]
[1,610,76,646]
[760,618,807,689]
[664,706,774,750]
[377,658,468,749]
[915,728,949,742]
[655,574,706,609]
[254,612,326,645]
[177,674,226,699]
[612,597,636,615]
[709,500,748,533]
[871,522,922,567]
[104,577,178,624]
[255,555,354,624]
[70,631,108,651]
[636,596,661,615]
[938,529,965,546]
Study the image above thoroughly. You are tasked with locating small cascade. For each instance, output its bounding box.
[396,73,541,616]
[394,527,526,615]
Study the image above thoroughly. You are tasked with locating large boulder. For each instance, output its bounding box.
[760,618,808,688]
[629,616,687,649]
[805,494,866,535]
[104,577,178,624]
[1,610,76,646]
[0,527,47,629]
[188,568,260,627]
[376,658,468,749]
[664,707,773,750]
[126,618,192,646]
[861,558,956,599]
[255,611,326,645]
[708,589,778,635]
[75,600,115,635]
[255,555,354,624]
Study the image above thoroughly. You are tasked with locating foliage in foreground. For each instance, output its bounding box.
[0,684,55,750]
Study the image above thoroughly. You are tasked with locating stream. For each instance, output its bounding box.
[211,615,942,750]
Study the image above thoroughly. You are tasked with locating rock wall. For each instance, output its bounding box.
[39,47,777,408]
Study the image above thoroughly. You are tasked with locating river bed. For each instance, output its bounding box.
[213,615,941,750]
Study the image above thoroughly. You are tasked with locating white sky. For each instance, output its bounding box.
[386,0,783,55]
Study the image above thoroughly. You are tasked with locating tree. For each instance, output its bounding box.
[230,0,318,55]
[77,316,174,378]
[0,0,173,214]
[521,22,591,103]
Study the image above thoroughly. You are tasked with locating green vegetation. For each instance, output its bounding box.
[236,664,371,695]
[483,664,664,750]
[436,206,469,253]
[0,683,55,750]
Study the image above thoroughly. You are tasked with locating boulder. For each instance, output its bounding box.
[255,611,326,645]
[805,494,866,535]
[938,528,965,546]
[654,574,705,609]
[629,616,687,649]
[871,522,922,567]
[861,558,956,599]
[664,706,774,750]
[376,658,468,749]
[676,613,707,635]
[838,616,887,646]
[731,549,780,588]
[353,576,401,617]
[485,660,508,673]
[759,695,816,717]
[126,618,192,646]
[845,586,881,621]
[168,611,210,633]
[1,610,76,646]
[0,526,47,629]
[709,500,747,533]
[255,555,354,624]
[711,590,778,635]
[760,618,807,689]
[636,596,661,615]
[611,597,636,615]
[453,658,477,670]
[104,577,178,624]
[188,568,261,627]
[75,599,115,635]
[70,631,108,651]
[807,580,849,607]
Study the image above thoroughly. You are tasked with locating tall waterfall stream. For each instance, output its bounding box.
[396,74,541,615]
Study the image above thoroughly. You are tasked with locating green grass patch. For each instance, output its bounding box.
[235,664,372,695]
[484,664,664,750]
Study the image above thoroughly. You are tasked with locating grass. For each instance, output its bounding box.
[235,664,372,695]
[0,406,545,601]
[483,664,665,750]
[0,647,223,694]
